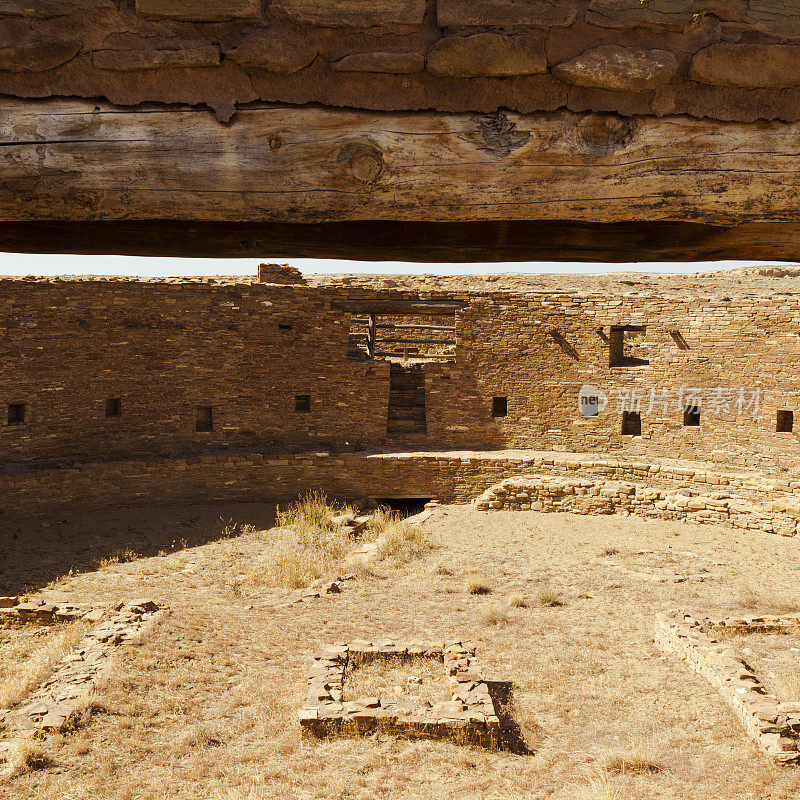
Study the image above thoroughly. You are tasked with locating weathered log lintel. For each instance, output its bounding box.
[6,98,800,260]
[5,219,800,262]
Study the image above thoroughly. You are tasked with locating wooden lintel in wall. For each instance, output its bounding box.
[330,300,466,315]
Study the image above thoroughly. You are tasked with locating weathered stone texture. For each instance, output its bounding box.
[690,44,800,88]
[0,0,113,16]
[92,44,221,72]
[585,0,747,29]
[553,46,679,91]
[135,0,261,21]
[227,35,317,74]
[427,33,546,77]
[271,0,426,27]
[437,0,577,28]
[0,39,81,72]
[332,52,425,73]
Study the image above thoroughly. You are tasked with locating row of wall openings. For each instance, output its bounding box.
[621,408,796,436]
[6,399,122,426]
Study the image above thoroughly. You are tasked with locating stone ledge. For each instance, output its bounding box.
[300,640,500,748]
[656,611,800,763]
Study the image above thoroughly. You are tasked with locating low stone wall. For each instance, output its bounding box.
[473,475,800,537]
[3,449,799,532]
[656,612,800,763]
[300,640,499,748]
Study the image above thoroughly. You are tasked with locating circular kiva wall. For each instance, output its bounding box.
[3,450,799,538]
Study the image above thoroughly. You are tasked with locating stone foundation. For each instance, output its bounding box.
[656,612,800,763]
[300,640,500,748]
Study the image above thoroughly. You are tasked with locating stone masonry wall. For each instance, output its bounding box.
[4,450,800,530]
[3,276,800,471]
[4,0,800,123]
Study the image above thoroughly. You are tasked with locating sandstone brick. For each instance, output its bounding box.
[228,37,317,75]
[135,0,260,21]
[436,0,577,28]
[0,39,82,73]
[690,43,800,88]
[271,0,425,27]
[553,46,679,92]
[332,52,425,74]
[427,33,546,78]
[586,0,746,29]
[92,44,220,72]
[0,0,113,16]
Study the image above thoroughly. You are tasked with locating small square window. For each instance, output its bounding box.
[621,411,641,436]
[777,410,794,433]
[196,405,213,432]
[7,403,25,426]
[278,323,292,330]
[105,398,122,418]
[295,395,311,413]
[683,405,701,427]
[609,326,649,367]
[492,397,508,418]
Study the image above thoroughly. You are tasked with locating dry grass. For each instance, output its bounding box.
[599,742,663,776]
[96,548,140,568]
[481,603,510,627]
[772,666,800,703]
[534,587,562,607]
[734,583,800,615]
[9,504,800,799]
[6,740,56,776]
[507,592,527,608]
[466,573,492,595]
[344,656,448,704]
[376,519,429,563]
[0,620,90,710]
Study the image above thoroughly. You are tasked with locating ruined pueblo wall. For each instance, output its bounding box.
[1,276,800,470]
[4,0,800,123]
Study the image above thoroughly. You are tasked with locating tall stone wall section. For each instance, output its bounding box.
[4,0,800,123]
[2,277,800,471]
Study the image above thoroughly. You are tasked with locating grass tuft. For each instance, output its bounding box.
[507,591,527,608]
[481,603,510,627]
[600,744,663,776]
[8,740,56,775]
[467,573,492,595]
[534,587,562,607]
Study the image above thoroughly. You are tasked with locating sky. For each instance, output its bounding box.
[0,253,797,277]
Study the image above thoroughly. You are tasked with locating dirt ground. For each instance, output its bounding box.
[5,503,800,799]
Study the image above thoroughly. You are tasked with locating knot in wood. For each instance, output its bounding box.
[340,142,385,184]
[576,114,636,155]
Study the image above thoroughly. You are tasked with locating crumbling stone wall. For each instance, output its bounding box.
[4,0,800,122]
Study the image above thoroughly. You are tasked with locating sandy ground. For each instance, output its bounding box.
[5,504,800,799]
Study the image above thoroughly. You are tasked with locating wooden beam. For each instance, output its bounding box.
[332,300,467,315]
[5,219,800,262]
[374,323,456,331]
[377,338,456,345]
[7,98,800,228]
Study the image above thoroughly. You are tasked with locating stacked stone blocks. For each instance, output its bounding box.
[300,640,500,748]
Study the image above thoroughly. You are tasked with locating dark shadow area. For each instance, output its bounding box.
[0,501,277,595]
[485,679,535,755]
[375,498,432,517]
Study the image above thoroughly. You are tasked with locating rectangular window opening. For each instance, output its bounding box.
[492,396,508,418]
[105,397,122,418]
[295,394,311,413]
[7,403,25,426]
[278,323,292,330]
[609,326,649,367]
[777,410,794,433]
[196,405,213,432]
[621,411,641,436]
[683,405,701,427]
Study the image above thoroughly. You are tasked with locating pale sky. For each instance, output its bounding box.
[0,253,796,277]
